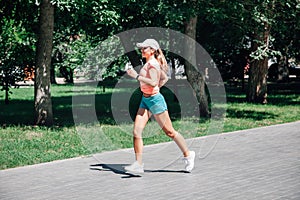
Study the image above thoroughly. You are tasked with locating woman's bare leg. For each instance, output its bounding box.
[133,108,151,164]
[154,111,190,157]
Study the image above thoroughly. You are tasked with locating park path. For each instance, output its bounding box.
[1,121,300,200]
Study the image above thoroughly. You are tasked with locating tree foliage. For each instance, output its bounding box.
[1,0,299,122]
[0,15,35,103]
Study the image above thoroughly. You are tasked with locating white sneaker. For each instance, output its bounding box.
[183,151,195,172]
[124,161,144,174]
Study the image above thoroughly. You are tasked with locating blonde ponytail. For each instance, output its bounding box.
[155,49,168,73]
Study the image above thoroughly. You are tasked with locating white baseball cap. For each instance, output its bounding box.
[136,39,160,50]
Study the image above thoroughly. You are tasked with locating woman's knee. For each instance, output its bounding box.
[133,128,142,139]
[163,128,177,138]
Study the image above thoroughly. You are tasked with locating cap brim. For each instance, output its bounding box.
[136,42,146,48]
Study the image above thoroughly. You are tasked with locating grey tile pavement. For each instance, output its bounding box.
[1,121,300,200]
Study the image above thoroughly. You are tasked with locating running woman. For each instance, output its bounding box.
[125,39,195,173]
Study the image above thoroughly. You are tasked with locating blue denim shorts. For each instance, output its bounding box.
[139,93,168,114]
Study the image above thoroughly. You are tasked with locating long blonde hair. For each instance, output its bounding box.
[154,48,168,73]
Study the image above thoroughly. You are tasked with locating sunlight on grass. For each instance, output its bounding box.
[0,126,88,169]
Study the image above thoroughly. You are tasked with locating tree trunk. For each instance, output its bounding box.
[50,64,57,84]
[184,15,209,118]
[4,71,9,105]
[247,58,268,103]
[247,23,270,104]
[34,0,54,126]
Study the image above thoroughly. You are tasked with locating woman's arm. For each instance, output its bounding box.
[158,70,168,87]
[126,68,159,87]
[138,68,158,86]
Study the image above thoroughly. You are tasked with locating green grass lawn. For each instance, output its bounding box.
[0,80,299,170]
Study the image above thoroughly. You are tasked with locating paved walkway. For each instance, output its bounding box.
[1,121,300,200]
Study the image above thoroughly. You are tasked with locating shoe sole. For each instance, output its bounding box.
[125,170,144,175]
[124,166,144,175]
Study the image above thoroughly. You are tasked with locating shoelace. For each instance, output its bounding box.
[182,157,189,164]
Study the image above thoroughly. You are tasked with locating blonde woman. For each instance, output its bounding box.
[125,39,195,173]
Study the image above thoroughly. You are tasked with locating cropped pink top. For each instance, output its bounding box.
[139,59,161,95]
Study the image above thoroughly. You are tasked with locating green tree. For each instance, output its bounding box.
[245,0,299,103]
[182,1,210,117]
[0,1,36,104]
[195,0,299,103]
[2,0,298,123]
[53,34,92,83]
[268,0,299,79]
[0,18,34,104]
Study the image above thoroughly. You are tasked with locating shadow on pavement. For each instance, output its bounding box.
[90,163,188,178]
[90,163,141,178]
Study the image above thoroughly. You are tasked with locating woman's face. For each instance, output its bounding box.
[141,47,154,58]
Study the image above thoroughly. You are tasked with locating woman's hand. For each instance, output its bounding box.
[126,69,139,79]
